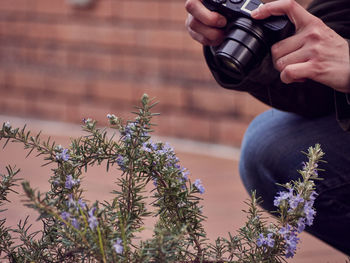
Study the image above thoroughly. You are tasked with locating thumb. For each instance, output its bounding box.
[251,0,313,29]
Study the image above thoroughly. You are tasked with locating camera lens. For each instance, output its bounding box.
[215,38,254,79]
[214,17,268,79]
[221,56,240,72]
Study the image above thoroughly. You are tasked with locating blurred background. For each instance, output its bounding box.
[0,0,347,261]
[0,0,270,147]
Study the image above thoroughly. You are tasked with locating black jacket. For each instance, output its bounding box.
[204,0,350,130]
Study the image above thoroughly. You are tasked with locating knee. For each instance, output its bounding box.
[238,110,302,211]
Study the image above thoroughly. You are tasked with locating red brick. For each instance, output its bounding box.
[0,92,30,115]
[0,46,34,65]
[162,56,214,81]
[28,97,69,121]
[35,48,68,68]
[111,0,124,18]
[0,20,192,53]
[116,0,186,23]
[190,87,236,114]
[90,78,135,102]
[0,70,14,88]
[18,46,38,64]
[0,0,29,12]
[215,117,249,147]
[10,69,87,97]
[216,118,249,147]
[120,1,161,21]
[113,54,160,78]
[233,92,271,119]
[182,33,205,54]
[0,70,6,85]
[47,75,88,96]
[12,69,47,91]
[0,21,29,36]
[158,1,187,23]
[33,0,69,15]
[142,28,187,51]
[77,52,112,72]
[156,112,212,142]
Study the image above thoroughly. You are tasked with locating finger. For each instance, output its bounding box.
[185,0,227,28]
[280,61,313,84]
[251,0,313,28]
[187,27,209,45]
[274,48,309,72]
[271,32,305,60]
[274,49,310,72]
[188,27,221,46]
[186,15,225,46]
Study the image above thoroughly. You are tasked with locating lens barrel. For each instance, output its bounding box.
[214,17,268,79]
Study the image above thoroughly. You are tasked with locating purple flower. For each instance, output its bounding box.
[116,155,126,171]
[279,224,292,237]
[88,207,98,230]
[289,194,304,210]
[142,142,153,153]
[61,211,71,221]
[122,122,136,141]
[256,233,275,248]
[151,143,159,151]
[56,148,70,162]
[71,218,80,229]
[309,191,318,203]
[67,194,76,208]
[279,224,300,258]
[273,189,293,207]
[113,238,124,254]
[153,178,158,187]
[304,201,316,226]
[297,218,306,233]
[266,233,275,247]
[284,232,300,258]
[77,198,87,210]
[65,175,80,189]
[178,167,189,184]
[194,179,205,194]
[257,233,265,247]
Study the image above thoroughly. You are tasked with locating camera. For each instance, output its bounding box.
[203,0,295,80]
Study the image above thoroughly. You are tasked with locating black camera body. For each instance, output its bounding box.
[203,0,294,80]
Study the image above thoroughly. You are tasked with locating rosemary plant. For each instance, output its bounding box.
[0,94,324,262]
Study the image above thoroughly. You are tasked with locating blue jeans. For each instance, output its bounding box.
[240,109,350,256]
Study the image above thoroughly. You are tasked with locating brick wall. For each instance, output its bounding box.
[0,0,270,147]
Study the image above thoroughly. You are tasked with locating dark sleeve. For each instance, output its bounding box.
[334,39,350,131]
[204,0,350,121]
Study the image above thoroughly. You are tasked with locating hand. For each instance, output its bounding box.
[252,0,350,92]
[185,0,227,46]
